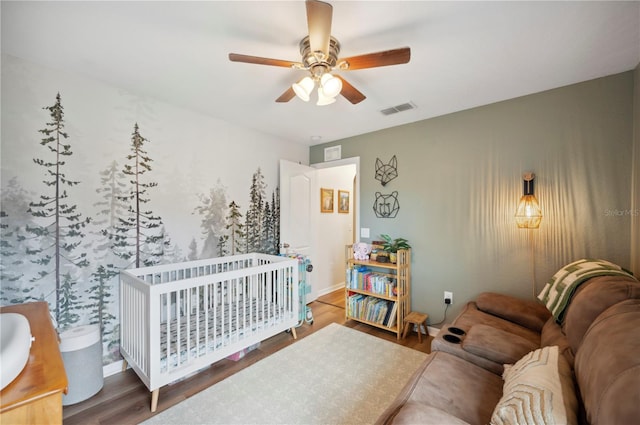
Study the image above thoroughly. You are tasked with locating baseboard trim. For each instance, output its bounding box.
[104,360,124,378]
[317,283,344,297]
[427,326,439,337]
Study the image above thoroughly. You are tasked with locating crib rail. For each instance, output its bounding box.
[120,253,298,392]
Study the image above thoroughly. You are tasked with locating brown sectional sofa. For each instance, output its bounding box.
[377,272,640,425]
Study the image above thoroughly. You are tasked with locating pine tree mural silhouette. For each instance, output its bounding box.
[58,272,81,329]
[110,123,166,268]
[193,170,278,259]
[246,168,266,253]
[262,200,275,254]
[272,187,280,254]
[24,93,90,326]
[194,182,228,258]
[225,200,245,255]
[217,235,228,257]
[0,178,33,304]
[188,238,199,261]
[85,264,117,360]
[0,211,25,304]
[89,160,127,353]
[262,188,281,255]
[160,227,183,263]
[95,160,128,255]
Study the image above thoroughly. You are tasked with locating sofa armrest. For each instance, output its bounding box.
[476,292,551,332]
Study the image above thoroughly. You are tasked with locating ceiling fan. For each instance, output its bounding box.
[228,0,411,106]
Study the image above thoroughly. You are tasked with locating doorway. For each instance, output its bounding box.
[280,157,360,302]
[312,158,359,298]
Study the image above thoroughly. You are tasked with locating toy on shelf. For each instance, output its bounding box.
[353,242,371,261]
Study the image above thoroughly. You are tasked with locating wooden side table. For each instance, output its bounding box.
[402,311,429,343]
[0,302,68,425]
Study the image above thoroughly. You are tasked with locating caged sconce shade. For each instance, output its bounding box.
[515,172,543,229]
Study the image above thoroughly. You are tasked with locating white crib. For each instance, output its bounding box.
[120,253,299,412]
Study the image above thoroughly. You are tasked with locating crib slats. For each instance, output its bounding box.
[165,293,171,370]
[120,253,299,410]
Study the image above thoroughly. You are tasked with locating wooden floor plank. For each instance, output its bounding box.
[63,290,431,424]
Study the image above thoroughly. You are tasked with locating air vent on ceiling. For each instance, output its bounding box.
[380,102,417,116]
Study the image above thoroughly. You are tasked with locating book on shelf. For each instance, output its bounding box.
[386,302,398,328]
[346,266,397,296]
[347,293,397,327]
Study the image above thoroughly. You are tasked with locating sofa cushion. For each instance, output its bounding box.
[490,346,578,425]
[376,351,503,425]
[562,275,640,353]
[476,292,551,332]
[453,302,541,345]
[574,299,640,425]
[463,324,538,365]
[390,402,470,425]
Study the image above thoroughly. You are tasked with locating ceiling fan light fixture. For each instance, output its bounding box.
[292,76,315,102]
[228,0,410,105]
[320,73,342,98]
[316,87,336,106]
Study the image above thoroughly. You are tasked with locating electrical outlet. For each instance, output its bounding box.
[444,291,453,304]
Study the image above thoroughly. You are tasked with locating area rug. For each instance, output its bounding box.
[141,323,427,425]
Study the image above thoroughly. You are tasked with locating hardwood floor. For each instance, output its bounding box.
[63,290,431,425]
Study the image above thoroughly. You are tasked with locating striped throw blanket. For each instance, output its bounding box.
[538,258,637,323]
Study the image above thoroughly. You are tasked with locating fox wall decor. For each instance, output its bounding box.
[374,155,398,186]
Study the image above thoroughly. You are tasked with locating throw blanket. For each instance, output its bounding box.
[538,258,637,323]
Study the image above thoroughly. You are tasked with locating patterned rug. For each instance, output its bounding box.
[141,323,427,425]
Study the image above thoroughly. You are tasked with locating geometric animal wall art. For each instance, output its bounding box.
[374,155,398,186]
[373,191,400,218]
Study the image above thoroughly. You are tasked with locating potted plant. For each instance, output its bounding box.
[380,234,411,263]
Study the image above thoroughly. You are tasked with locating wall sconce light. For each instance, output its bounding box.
[515,172,542,229]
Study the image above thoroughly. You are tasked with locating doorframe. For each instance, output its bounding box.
[311,156,361,244]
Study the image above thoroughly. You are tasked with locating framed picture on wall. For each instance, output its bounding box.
[338,190,350,214]
[320,188,334,213]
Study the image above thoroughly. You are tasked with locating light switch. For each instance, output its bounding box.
[360,228,370,238]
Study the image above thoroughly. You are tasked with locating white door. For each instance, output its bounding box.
[279,159,318,302]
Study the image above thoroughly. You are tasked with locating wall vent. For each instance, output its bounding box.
[324,145,342,162]
[380,102,417,116]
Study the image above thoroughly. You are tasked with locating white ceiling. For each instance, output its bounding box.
[2,1,639,146]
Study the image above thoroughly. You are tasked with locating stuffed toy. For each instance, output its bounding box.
[353,242,371,261]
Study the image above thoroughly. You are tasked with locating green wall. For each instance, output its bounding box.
[311,72,635,325]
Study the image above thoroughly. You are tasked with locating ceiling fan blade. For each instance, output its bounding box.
[275,87,296,103]
[336,76,366,104]
[306,0,332,56]
[339,47,411,70]
[229,53,300,68]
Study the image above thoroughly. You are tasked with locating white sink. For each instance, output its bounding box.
[0,313,33,390]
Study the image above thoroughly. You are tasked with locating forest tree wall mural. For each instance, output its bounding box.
[0,54,307,365]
